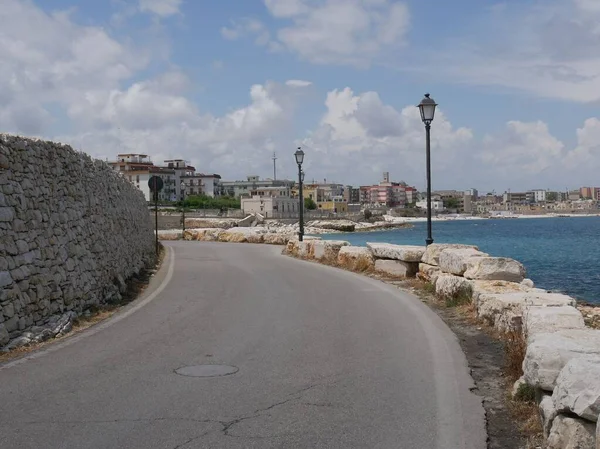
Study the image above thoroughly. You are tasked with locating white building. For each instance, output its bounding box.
[241,195,299,218]
[416,200,444,211]
[110,154,176,202]
[531,189,547,202]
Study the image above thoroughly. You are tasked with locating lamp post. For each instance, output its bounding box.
[294,148,305,242]
[418,93,438,246]
[180,181,186,234]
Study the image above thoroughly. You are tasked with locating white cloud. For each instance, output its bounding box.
[431,0,600,102]
[225,0,410,66]
[285,79,312,87]
[139,0,182,17]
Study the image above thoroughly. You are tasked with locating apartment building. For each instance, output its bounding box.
[219,175,295,198]
[359,172,409,208]
[109,154,176,202]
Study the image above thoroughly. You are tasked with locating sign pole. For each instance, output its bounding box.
[154,180,159,257]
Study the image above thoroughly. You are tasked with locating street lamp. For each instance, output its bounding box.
[418,93,437,246]
[180,181,186,234]
[295,148,305,242]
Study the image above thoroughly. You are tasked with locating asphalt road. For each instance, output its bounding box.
[0,241,486,449]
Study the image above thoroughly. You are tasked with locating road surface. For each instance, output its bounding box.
[0,241,486,448]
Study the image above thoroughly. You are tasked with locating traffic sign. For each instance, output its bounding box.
[148,176,164,193]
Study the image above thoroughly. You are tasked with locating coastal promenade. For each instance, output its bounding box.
[0,242,485,449]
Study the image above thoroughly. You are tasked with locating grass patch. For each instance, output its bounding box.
[504,328,527,382]
[514,383,536,402]
[444,291,472,308]
[423,281,436,294]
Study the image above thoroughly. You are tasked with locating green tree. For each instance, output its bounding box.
[546,192,558,202]
[183,194,241,210]
[444,197,461,209]
[304,197,317,210]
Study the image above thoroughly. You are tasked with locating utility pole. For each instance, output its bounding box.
[272,152,277,180]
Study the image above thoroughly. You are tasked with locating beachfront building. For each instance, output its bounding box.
[416,200,444,211]
[240,192,299,218]
[219,175,295,198]
[109,154,176,202]
[359,172,410,208]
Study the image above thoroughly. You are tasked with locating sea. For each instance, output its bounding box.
[321,216,600,304]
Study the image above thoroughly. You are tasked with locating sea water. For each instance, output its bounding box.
[321,216,600,304]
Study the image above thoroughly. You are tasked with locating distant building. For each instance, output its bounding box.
[109,154,176,202]
[580,187,600,200]
[241,191,298,218]
[359,173,412,208]
[220,176,295,198]
[416,200,444,211]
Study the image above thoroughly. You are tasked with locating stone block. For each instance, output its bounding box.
[547,415,595,449]
[0,271,13,288]
[523,329,600,391]
[524,306,585,337]
[539,393,558,438]
[374,259,418,278]
[421,243,478,266]
[438,247,488,275]
[366,243,425,262]
[418,263,442,285]
[553,357,600,422]
[313,240,349,261]
[463,257,526,282]
[435,274,473,300]
[337,246,375,272]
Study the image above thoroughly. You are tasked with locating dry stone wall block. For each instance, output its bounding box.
[374,259,418,278]
[553,357,600,422]
[539,393,558,439]
[418,263,442,285]
[438,247,488,275]
[421,243,478,266]
[337,246,375,272]
[435,274,473,300]
[523,329,600,391]
[463,257,526,282]
[547,415,595,449]
[366,243,425,262]
[525,306,585,337]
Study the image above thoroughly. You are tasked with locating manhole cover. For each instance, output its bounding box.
[175,365,239,378]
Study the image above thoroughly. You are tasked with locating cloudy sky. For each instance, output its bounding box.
[2,0,600,192]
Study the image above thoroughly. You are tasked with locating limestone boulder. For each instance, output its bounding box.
[469,280,528,308]
[477,291,578,333]
[547,415,595,449]
[539,393,558,438]
[337,246,375,272]
[463,257,526,282]
[307,220,355,232]
[521,278,535,289]
[438,247,488,275]
[435,274,473,300]
[418,263,442,285]
[523,329,600,391]
[158,230,182,241]
[374,259,418,278]
[263,232,292,245]
[366,243,425,262]
[312,240,350,262]
[524,306,585,337]
[236,215,255,227]
[421,243,478,266]
[553,357,600,422]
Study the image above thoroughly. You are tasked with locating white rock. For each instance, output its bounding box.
[374,259,418,278]
[435,274,473,300]
[539,393,558,438]
[547,415,595,449]
[469,280,528,308]
[521,278,535,289]
[421,243,478,266]
[337,246,374,272]
[418,263,442,285]
[312,240,349,261]
[553,357,600,422]
[523,329,600,391]
[477,291,576,333]
[438,247,488,275]
[524,306,585,337]
[366,243,425,262]
[463,257,526,282]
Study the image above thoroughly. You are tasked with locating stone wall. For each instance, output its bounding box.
[0,135,155,349]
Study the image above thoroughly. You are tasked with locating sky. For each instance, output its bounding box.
[1,0,600,193]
